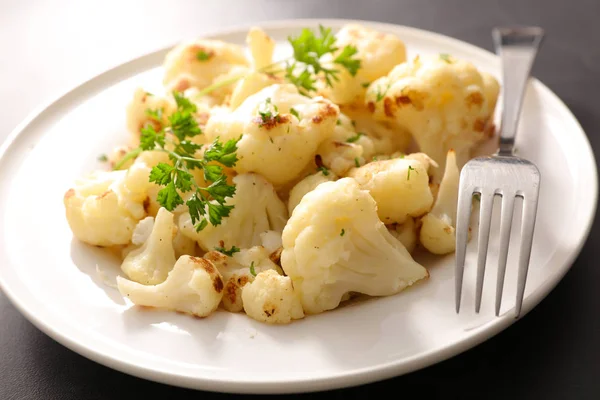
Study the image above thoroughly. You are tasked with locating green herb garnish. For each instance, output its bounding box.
[346,132,364,143]
[354,157,360,168]
[340,229,345,237]
[115,91,239,231]
[289,107,300,120]
[318,166,330,176]
[97,154,108,162]
[249,261,257,277]
[407,165,418,180]
[215,245,241,257]
[439,53,452,63]
[196,50,212,61]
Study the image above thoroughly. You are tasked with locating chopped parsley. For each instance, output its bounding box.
[407,165,418,180]
[361,82,371,88]
[375,83,391,102]
[354,157,360,168]
[97,154,108,162]
[214,245,241,257]
[340,229,345,237]
[196,50,212,61]
[257,97,281,127]
[289,107,300,120]
[346,132,364,143]
[249,261,257,277]
[317,166,330,176]
[439,53,453,63]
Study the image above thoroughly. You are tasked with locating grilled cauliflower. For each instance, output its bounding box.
[348,157,434,224]
[204,84,339,186]
[120,207,176,285]
[281,178,429,314]
[341,106,412,156]
[204,247,283,312]
[64,171,142,246]
[178,173,288,251]
[365,55,500,179]
[125,89,175,139]
[317,24,407,105]
[117,255,224,318]
[242,270,305,324]
[420,150,460,254]
[389,217,418,253]
[163,39,249,95]
[287,171,337,215]
[316,113,375,176]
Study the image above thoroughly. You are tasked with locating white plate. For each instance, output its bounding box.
[0,19,596,394]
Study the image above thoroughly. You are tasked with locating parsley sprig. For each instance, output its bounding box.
[192,25,361,98]
[115,91,240,231]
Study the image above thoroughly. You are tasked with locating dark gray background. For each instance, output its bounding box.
[1,0,599,399]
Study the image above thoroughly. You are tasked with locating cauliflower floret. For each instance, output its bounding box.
[113,151,169,220]
[287,171,337,215]
[246,27,276,70]
[365,55,500,179]
[317,24,407,105]
[340,105,412,156]
[163,39,249,95]
[260,230,283,254]
[126,89,175,139]
[389,217,418,253]
[204,84,339,186]
[420,150,460,254]
[316,113,375,176]
[117,255,224,318]
[120,207,176,285]
[179,173,288,251]
[242,270,305,324]
[204,247,283,312]
[64,171,142,246]
[229,72,283,110]
[228,28,283,110]
[348,158,434,224]
[281,178,429,314]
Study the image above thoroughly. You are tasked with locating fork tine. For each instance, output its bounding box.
[515,195,539,317]
[475,190,495,313]
[455,184,473,313]
[495,193,516,316]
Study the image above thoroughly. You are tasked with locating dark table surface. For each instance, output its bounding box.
[2,0,599,399]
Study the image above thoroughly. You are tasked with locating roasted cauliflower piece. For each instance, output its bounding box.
[316,113,375,176]
[204,84,339,186]
[120,207,176,285]
[389,216,418,254]
[178,173,288,251]
[163,39,249,95]
[242,269,305,324]
[287,170,337,215]
[117,255,224,318]
[420,150,460,254]
[64,170,142,247]
[204,247,283,312]
[317,24,407,105]
[281,178,429,314]
[125,89,176,139]
[348,157,434,224]
[365,54,500,179]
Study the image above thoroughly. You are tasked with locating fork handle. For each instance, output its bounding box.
[493,27,544,156]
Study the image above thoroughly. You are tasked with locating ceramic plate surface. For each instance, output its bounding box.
[0,19,596,394]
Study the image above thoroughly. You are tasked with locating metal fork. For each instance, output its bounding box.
[455,26,545,318]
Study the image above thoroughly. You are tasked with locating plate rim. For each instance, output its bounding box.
[0,18,597,394]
